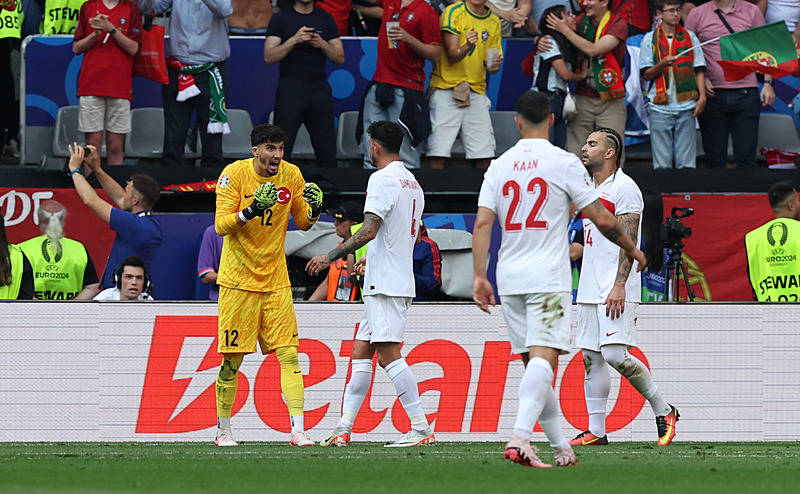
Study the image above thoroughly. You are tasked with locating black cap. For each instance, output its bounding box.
[326,201,364,223]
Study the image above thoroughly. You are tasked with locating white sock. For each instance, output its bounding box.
[537,385,569,449]
[336,359,372,431]
[601,345,671,417]
[512,357,554,439]
[642,383,672,417]
[384,358,429,431]
[291,415,304,434]
[217,417,231,432]
[583,349,609,437]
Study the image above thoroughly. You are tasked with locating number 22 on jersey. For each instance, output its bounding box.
[503,178,549,232]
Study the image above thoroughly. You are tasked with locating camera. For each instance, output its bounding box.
[660,207,693,248]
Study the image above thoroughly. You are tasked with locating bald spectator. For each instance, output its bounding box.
[18,200,99,300]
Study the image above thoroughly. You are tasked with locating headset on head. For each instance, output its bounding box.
[111,260,153,295]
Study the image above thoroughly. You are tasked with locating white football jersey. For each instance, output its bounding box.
[477,138,597,296]
[576,169,643,304]
[362,161,425,297]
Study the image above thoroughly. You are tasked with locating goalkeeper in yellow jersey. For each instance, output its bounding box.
[213,124,323,447]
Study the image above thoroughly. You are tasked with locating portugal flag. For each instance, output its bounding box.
[718,21,799,81]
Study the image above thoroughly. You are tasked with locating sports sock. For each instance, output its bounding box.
[336,359,372,432]
[218,417,231,432]
[583,349,610,437]
[290,415,304,435]
[276,346,305,426]
[512,357,554,439]
[537,385,569,450]
[601,345,671,416]
[216,354,244,424]
[384,358,429,432]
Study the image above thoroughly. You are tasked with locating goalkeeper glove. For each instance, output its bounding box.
[239,183,278,222]
[303,182,323,217]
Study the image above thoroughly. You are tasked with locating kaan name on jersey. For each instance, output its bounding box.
[512,160,538,171]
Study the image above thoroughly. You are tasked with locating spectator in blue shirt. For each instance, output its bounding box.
[67,144,163,296]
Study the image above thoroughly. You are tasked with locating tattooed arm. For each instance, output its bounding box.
[604,212,639,320]
[305,213,383,276]
[615,213,640,284]
[580,199,646,267]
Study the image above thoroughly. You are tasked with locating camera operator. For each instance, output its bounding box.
[94,256,154,300]
[744,181,800,302]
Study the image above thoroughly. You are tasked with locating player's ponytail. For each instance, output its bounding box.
[0,215,11,287]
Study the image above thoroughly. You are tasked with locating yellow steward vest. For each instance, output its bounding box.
[745,218,800,302]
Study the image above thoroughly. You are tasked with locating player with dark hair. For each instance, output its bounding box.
[307,120,434,448]
[571,127,679,448]
[67,144,163,297]
[213,123,323,447]
[473,91,646,468]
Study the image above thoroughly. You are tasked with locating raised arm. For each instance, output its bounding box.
[67,144,113,224]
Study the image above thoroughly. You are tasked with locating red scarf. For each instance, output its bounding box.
[652,24,698,105]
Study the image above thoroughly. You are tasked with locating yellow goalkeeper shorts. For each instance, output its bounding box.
[217,286,299,354]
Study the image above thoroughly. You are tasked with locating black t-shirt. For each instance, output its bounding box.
[266,7,339,78]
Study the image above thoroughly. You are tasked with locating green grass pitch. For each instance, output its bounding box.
[1,442,797,493]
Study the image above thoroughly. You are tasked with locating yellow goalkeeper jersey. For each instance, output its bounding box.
[430,2,502,95]
[215,158,317,293]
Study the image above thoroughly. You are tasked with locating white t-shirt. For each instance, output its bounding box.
[94,287,154,301]
[362,161,425,298]
[766,0,800,32]
[576,170,643,304]
[477,138,597,296]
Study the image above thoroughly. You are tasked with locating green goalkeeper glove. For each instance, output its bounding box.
[303,182,323,217]
[240,183,277,222]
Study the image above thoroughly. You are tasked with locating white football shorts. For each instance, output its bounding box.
[356,293,412,343]
[576,302,639,352]
[501,292,572,355]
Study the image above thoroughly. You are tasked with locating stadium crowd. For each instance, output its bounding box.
[2,0,799,170]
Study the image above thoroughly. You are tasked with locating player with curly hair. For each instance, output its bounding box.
[213,123,323,447]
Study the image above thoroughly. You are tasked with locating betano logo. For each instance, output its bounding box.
[136,316,649,435]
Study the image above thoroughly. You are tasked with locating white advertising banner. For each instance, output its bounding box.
[1,302,798,442]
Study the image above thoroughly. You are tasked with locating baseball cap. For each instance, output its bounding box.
[326,201,364,223]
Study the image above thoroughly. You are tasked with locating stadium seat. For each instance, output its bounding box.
[52,105,106,157]
[757,112,800,152]
[222,109,254,159]
[268,112,315,160]
[490,111,519,156]
[336,111,363,160]
[124,108,200,160]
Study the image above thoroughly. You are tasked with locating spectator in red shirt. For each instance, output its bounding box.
[73,0,142,166]
[356,0,441,169]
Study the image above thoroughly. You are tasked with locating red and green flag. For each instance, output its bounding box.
[718,21,799,81]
